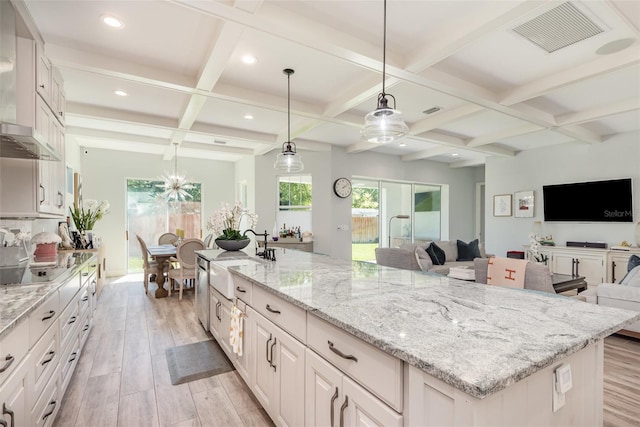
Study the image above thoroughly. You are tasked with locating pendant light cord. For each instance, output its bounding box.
[287,71,291,143]
[382,0,387,96]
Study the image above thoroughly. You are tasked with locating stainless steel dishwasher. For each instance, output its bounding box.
[195,254,209,331]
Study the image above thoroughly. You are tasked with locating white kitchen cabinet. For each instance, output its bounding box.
[305,349,402,427]
[233,300,252,385]
[250,308,305,427]
[36,43,51,105]
[607,249,640,283]
[209,289,232,358]
[0,355,30,427]
[550,249,605,286]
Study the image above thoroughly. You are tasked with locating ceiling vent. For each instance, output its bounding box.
[213,139,227,145]
[422,106,442,115]
[512,2,603,53]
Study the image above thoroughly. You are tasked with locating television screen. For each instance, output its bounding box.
[543,178,633,222]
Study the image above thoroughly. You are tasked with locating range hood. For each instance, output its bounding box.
[1,122,60,160]
[0,1,59,161]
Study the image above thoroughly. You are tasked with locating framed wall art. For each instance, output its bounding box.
[493,194,512,217]
[514,190,534,218]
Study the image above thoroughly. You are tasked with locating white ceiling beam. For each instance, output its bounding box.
[449,158,487,168]
[557,125,602,144]
[500,49,640,105]
[401,146,456,162]
[66,103,179,129]
[556,98,640,126]
[465,124,543,148]
[66,126,170,147]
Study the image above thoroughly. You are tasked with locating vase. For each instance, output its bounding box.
[215,238,250,251]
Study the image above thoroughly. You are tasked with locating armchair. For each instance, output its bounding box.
[473,258,555,294]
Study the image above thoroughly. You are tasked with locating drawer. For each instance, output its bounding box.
[252,285,306,343]
[32,319,59,401]
[32,373,59,427]
[307,314,403,412]
[78,286,90,318]
[59,295,80,353]
[233,275,253,304]
[59,273,80,310]
[29,292,60,348]
[81,261,98,287]
[0,319,29,387]
[79,310,91,348]
[59,335,79,394]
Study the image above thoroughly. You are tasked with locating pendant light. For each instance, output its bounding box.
[361,0,408,144]
[274,68,304,173]
[159,142,194,201]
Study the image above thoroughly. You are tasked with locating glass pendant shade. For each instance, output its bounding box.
[274,141,304,173]
[361,102,409,143]
[274,68,303,173]
[361,0,408,143]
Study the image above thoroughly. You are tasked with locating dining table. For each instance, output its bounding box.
[146,244,176,298]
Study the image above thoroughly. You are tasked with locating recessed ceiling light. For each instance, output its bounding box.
[242,54,257,65]
[399,141,406,147]
[244,114,254,120]
[451,152,459,157]
[114,90,128,97]
[101,14,124,28]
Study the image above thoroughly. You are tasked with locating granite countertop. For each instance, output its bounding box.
[223,249,640,399]
[0,252,96,339]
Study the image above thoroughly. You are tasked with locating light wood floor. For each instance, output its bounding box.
[53,275,273,427]
[53,275,640,427]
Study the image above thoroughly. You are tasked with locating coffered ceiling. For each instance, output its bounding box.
[20,0,640,167]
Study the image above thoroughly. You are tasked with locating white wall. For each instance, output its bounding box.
[255,146,482,260]
[80,148,236,275]
[485,131,640,258]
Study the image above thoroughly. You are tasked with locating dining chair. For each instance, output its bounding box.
[203,233,213,249]
[136,234,168,294]
[158,232,178,245]
[168,238,206,300]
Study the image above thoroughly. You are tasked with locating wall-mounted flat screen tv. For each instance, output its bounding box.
[543,178,633,222]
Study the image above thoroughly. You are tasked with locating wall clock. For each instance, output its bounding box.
[333,178,352,198]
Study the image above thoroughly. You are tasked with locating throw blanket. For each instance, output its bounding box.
[229,305,244,356]
[487,257,529,289]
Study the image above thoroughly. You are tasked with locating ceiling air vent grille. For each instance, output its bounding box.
[512,2,603,53]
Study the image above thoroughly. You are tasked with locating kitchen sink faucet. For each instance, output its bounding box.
[242,229,276,261]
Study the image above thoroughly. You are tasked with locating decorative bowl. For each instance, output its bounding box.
[215,238,250,251]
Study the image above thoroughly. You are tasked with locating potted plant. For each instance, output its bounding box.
[206,202,258,251]
[529,233,549,264]
[69,199,110,234]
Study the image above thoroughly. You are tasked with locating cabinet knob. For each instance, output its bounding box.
[39,84,45,89]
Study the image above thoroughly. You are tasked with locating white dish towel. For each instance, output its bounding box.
[229,305,244,356]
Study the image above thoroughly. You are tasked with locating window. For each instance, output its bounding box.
[279,175,312,211]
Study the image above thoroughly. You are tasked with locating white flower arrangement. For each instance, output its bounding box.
[70,199,110,232]
[31,232,62,245]
[529,233,548,263]
[206,202,258,240]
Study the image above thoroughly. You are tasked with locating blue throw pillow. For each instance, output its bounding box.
[426,242,446,265]
[619,254,640,283]
[456,239,481,261]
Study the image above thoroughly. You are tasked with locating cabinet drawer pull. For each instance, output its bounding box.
[69,352,77,363]
[42,400,57,421]
[2,403,13,427]
[68,316,77,324]
[339,395,348,427]
[83,324,90,332]
[82,296,89,302]
[270,337,277,372]
[0,419,6,427]
[82,272,88,276]
[330,387,339,426]
[328,341,358,362]
[41,351,55,366]
[235,286,246,293]
[39,184,45,204]
[0,354,14,373]
[42,310,56,321]
[266,304,281,314]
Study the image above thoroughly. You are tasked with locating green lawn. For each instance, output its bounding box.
[352,243,378,262]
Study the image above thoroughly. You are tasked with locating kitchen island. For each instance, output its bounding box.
[198,248,640,426]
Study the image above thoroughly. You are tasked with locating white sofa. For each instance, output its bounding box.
[579,265,640,337]
[399,240,489,275]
